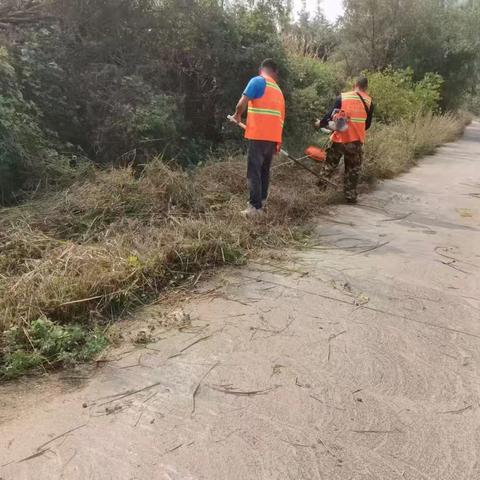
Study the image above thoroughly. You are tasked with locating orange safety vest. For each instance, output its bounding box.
[245,74,285,143]
[331,91,372,144]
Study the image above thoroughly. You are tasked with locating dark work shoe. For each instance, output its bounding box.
[345,197,357,204]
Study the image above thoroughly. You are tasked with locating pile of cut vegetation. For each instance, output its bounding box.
[0,156,333,378]
[0,112,468,379]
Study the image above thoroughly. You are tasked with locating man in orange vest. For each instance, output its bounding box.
[231,59,285,217]
[316,76,374,204]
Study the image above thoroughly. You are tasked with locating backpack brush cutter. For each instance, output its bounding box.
[227,116,337,189]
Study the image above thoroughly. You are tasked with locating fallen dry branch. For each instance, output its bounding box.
[351,429,403,434]
[35,424,87,453]
[191,361,219,415]
[354,241,391,255]
[438,405,473,415]
[327,330,347,361]
[209,385,276,396]
[168,335,212,360]
[94,381,165,408]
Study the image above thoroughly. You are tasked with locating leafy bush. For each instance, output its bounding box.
[0,46,84,203]
[285,56,343,148]
[1,317,107,379]
[366,68,443,123]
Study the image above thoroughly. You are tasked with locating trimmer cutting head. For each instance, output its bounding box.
[305,146,326,162]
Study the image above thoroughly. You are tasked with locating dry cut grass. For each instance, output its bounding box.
[0,111,469,378]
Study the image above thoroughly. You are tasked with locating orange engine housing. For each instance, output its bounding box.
[305,146,326,162]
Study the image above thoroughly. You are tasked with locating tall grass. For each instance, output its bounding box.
[363,111,468,180]
[0,112,469,378]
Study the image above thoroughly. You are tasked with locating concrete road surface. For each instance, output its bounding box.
[1,123,480,480]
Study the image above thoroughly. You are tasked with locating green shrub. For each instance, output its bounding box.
[1,317,107,379]
[0,46,83,203]
[284,56,343,148]
[366,68,443,123]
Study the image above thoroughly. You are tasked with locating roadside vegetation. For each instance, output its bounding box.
[0,0,478,379]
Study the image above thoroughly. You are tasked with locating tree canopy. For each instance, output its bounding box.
[0,0,478,202]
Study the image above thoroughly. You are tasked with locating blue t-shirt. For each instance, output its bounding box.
[243,76,266,99]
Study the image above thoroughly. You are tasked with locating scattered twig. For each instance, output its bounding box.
[167,443,184,453]
[351,429,403,434]
[134,410,144,427]
[60,449,78,475]
[309,394,347,411]
[354,241,391,255]
[214,429,241,443]
[58,291,123,307]
[143,391,158,404]
[434,246,479,268]
[118,354,150,370]
[3,425,84,468]
[438,260,470,275]
[36,424,86,453]
[223,296,256,307]
[381,212,413,222]
[166,441,195,454]
[319,216,355,227]
[168,335,212,360]
[281,439,312,448]
[209,385,276,396]
[328,330,347,361]
[438,405,473,415]
[250,317,295,341]
[251,260,309,277]
[329,330,347,341]
[317,437,338,459]
[192,361,220,415]
[95,381,164,408]
[16,448,52,465]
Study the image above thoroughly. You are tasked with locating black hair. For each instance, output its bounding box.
[356,76,369,90]
[261,58,279,74]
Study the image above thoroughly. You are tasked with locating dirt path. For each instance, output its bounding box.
[2,123,480,480]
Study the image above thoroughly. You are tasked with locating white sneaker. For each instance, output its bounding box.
[241,205,264,218]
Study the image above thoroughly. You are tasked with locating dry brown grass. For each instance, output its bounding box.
[0,156,331,335]
[0,111,469,376]
[363,111,467,180]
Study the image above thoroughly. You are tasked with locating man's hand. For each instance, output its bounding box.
[231,112,242,124]
[276,143,282,154]
[314,119,321,129]
[231,95,249,126]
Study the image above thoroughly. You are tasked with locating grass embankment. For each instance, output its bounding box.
[0,112,468,379]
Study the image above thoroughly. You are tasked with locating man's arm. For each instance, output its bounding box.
[231,76,266,124]
[232,95,249,124]
[366,102,374,130]
[316,96,341,128]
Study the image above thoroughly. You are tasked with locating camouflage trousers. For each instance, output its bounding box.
[322,141,363,202]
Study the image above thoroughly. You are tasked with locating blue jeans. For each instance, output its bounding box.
[247,140,276,209]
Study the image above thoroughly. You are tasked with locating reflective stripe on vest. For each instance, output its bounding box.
[245,75,285,143]
[331,91,372,144]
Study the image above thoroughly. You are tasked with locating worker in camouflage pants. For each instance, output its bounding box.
[316,77,374,203]
[322,141,363,202]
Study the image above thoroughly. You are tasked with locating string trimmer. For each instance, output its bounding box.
[227,115,337,189]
